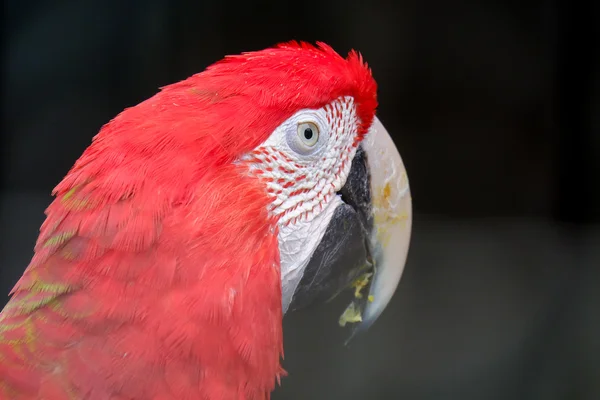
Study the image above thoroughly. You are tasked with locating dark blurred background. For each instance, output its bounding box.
[1,0,598,399]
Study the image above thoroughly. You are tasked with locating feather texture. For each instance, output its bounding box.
[0,41,377,399]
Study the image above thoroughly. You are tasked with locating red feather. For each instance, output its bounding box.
[0,42,377,399]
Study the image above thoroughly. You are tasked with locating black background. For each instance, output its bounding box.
[1,1,598,399]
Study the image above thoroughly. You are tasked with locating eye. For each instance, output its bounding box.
[297,122,320,147]
[285,115,326,156]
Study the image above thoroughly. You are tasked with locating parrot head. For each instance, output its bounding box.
[225,42,413,339]
[0,42,411,399]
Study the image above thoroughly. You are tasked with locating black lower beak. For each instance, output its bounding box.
[287,146,375,315]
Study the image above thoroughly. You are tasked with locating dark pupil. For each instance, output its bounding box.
[303,127,313,140]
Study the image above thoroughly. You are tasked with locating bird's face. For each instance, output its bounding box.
[243,94,412,337]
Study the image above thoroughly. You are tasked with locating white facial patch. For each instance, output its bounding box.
[242,96,360,312]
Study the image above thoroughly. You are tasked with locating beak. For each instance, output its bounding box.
[287,117,412,340]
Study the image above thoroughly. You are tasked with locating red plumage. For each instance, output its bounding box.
[0,42,377,399]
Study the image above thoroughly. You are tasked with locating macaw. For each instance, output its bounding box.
[0,41,412,399]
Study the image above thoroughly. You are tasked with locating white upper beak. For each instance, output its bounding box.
[358,116,413,330]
